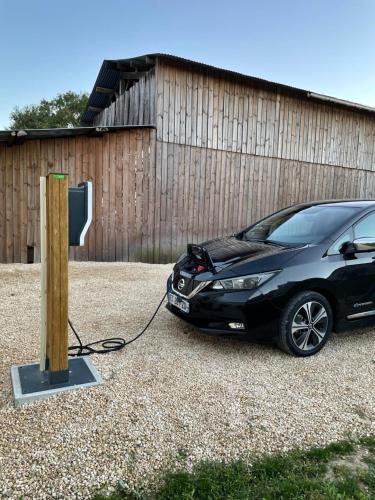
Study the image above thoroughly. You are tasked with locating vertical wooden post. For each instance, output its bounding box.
[46,173,69,383]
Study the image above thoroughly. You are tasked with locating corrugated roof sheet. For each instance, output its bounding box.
[0,125,155,145]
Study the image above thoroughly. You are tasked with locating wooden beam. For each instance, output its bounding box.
[119,71,148,79]
[129,60,150,70]
[88,106,103,113]
[96,86,115,94]
[46,172,69,383]
[104,60,130,72]
[104,59,152,74]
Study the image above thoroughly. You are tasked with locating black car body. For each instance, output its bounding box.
[166,200,375,356]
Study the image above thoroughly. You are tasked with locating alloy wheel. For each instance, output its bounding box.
[291,301,329,351]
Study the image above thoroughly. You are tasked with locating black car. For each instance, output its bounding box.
[166,200,375,356]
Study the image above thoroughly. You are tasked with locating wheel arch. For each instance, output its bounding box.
[281,282,340,329]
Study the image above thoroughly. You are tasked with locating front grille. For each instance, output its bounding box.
[173,273,208,298]
[173,273,195,296]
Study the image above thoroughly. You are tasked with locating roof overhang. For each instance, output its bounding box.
[0,125,155,146]
[81,56,156,125]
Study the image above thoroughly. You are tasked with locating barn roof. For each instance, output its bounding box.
[81,53,375,125]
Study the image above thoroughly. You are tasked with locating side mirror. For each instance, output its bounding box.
[341,237,375,254]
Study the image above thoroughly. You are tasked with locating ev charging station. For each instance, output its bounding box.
[11,173,102,407]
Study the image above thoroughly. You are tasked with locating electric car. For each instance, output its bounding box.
[166,200,375,356]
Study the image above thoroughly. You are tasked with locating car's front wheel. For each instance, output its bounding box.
[277,291,333,356]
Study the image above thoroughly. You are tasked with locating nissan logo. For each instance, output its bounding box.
[177,278,185,291]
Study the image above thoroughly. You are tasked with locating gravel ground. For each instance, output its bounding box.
[0,262,374,499]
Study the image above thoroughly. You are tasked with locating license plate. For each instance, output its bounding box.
[168,292,190,313]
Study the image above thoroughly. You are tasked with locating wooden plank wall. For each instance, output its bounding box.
[155,60,375,171]
[1,128,375,264]
[153,142,375,263]
[93,71,156,127]
[0,128,155,264]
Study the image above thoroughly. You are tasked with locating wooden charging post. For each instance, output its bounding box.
[10,174,100,407]
[44,172,69,383]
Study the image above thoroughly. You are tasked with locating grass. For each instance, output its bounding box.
[93,437,375,499]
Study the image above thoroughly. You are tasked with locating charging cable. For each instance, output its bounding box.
[68,291,167,357]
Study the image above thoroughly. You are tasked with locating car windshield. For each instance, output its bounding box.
[243,205,360,246]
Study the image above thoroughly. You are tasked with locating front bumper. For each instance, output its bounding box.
[166,275,281,339]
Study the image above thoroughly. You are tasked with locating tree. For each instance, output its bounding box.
[9,91,89,129]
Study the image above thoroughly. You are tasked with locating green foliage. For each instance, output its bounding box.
[9,91,89,129]
[92,437,375,500]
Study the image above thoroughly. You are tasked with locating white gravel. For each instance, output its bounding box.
[0,262,374,498]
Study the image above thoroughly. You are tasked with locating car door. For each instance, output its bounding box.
[343,211,375,318]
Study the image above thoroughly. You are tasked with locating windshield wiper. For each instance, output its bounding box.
[245,238,290,247]
[263,239,285,247]
[244,237,281,245]
[244,237,265,243]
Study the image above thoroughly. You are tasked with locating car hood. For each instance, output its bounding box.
[201,236,282,265]
[176,236,305,280]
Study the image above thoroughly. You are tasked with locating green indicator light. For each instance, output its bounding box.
[53,174,65,179]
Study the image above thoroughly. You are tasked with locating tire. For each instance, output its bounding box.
[277,291,333,356]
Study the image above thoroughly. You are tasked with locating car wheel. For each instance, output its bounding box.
[277,291,333,356]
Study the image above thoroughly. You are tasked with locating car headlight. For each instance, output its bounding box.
[211,271,280,290]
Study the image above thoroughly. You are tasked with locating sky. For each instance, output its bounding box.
[0,0,374,129]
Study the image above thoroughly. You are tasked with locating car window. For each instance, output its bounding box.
[327,229,353,255]
[354,212,375,239]
[243,205,360,246]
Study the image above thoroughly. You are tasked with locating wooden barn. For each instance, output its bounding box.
[1,53,375,264]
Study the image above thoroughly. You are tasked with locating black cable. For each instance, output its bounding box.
[68,291,167,357]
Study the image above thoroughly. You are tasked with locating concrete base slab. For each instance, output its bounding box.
[11,357,103,407]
